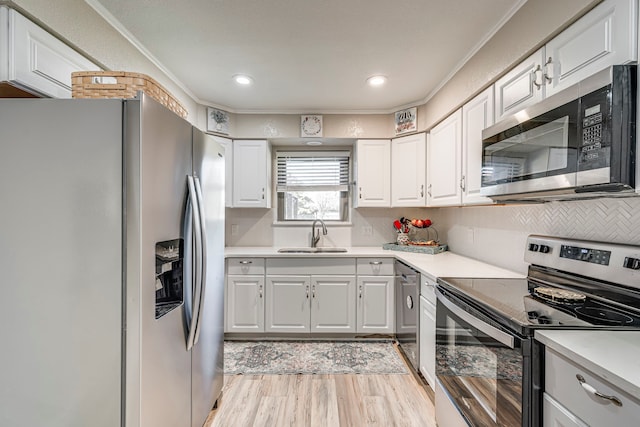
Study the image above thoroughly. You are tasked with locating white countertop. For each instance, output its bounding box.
[224,246,523,281]
[535,330,640,399]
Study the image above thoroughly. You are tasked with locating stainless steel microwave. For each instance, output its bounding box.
[481,65,637,202]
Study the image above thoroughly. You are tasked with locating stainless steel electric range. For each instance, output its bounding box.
[435,235,640,427]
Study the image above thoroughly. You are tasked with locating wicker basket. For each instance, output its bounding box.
[71,71,188,119]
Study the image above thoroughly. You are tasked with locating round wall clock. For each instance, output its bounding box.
[301,115,323,137]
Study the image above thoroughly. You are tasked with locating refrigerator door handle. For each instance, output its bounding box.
[192,176,208,345]
[186,175,203,351]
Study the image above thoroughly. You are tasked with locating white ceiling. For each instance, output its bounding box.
[89,0,525,113]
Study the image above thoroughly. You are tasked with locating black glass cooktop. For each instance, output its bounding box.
[437,276,640,335]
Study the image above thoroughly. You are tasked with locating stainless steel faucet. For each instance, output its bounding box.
[311,219,327,248]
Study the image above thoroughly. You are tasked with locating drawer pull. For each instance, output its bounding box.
[576,374,623,407]
[369,261,383,265]
[239,260,253,265]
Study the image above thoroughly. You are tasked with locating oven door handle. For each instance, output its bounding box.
[436,289,515,348]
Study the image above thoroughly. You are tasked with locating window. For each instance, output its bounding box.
[276,150,351,222]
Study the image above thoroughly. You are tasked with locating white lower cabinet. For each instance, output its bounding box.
[544,348,640,426]
[419,295,436,390]
[225,258,266,333]
[226,275,264,332]
[264,257,357,334]
[265,275,356,333]
[543,393,588,427]
[356,276,394,334]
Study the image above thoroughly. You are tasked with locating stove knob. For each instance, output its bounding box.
[529,243,539,252]
[539,245,551,253]
[623,257,640,270]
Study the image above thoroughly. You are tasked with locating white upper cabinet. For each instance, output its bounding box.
[1,7,100,98]
[544,0,637,97]
[391,133,426,207]
[211,136,233,207]
[461,86,494,205]
[232,139,271,208]
[355,139,391,207]
[494,48,546,122]
[495,0,637,121]
[427,110,462,207]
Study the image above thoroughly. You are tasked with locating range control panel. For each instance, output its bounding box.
[524,235,640,288]
[560,245,611,265]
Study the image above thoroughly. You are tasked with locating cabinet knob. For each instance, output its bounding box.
[259,284,263,298]
[369,261,383,265]
[359,285,362,299]
[239,260,253,265]
[427,184,432,198]
[306,285,309,299]
[420,184,424,198]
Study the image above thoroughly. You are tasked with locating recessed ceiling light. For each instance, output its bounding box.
[366,75,387,87]
[233,74,253,85]
[305,141,323,146]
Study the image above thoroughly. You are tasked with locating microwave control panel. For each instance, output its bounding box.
[578,86,610,170]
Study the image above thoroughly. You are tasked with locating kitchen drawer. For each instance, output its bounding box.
[227,258,265,275]
[266,257,355,275]
[545,348,640,426]
[356,258,394,276]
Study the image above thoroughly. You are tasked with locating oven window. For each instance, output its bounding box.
[436,302,523,426]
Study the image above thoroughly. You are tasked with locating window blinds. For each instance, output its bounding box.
[276,151,350,192]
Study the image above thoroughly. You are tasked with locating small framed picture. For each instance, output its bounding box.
[394,107,417,135]
[301,115,323,137]
[207,108,230,135]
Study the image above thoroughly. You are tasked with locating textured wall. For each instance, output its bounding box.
[427,197,640,274]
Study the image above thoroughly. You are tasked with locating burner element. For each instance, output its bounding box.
[575,307,634,325]
[533,287,586,303]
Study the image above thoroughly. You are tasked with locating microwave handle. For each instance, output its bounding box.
[436,289,515,348]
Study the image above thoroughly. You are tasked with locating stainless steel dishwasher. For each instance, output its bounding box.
[395,260,419,370]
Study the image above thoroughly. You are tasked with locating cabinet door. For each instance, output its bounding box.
[232,140,271,208]
[356,276,394,334]
[355,139,391,207]
[545,0,637,97]
[213,136,233,207]
[265,275,310,332]
[543,393,588,427]
[8,9,100,98]
[419,295,436,391]
[391,133,426,206]
[461,87,494,205]
[427,109,463,207]
[311,276,356,333]
[494,48,546,122]
[226,275,264,333]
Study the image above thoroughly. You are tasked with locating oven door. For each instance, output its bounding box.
[436,288,526,427]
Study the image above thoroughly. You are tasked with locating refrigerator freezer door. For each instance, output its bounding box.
[124,95,193,427]
[191,128,225,427]
[0,99,123,427]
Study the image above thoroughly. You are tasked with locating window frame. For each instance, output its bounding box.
[275,149,352,223]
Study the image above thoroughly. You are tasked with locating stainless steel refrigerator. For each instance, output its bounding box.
[0,94,224,427]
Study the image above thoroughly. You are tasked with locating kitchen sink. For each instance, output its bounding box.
[277,247,348,253]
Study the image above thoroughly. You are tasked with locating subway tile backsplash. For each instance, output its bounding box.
[226,197,640,276]
[429,197,640,274]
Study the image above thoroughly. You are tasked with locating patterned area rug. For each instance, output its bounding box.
[224,341,408,375]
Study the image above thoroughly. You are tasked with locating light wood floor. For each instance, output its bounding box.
[204,361,436,426]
